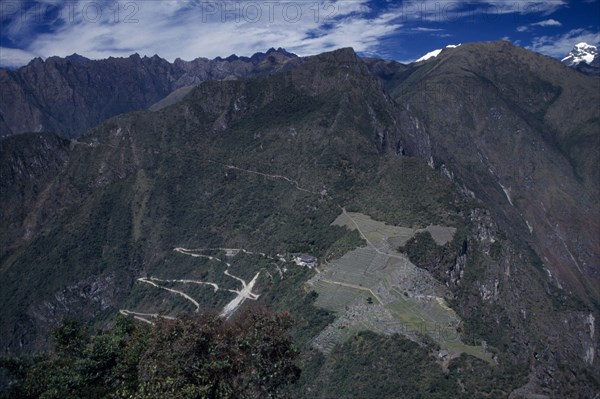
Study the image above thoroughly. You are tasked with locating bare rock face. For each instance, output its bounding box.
[0,49,297,138]
[572,54,600,77]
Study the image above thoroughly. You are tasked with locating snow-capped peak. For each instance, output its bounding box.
[415,44,461,62]
[561,42,598,66]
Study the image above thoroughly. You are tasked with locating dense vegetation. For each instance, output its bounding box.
[400,231,441,267]
[2,314,533,399]
[1,309,299,399]
[0,51,470,356]
[291,331,528,399]
[2,45,598,397]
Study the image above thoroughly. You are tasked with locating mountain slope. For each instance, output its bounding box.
[0,47,419,352]
[573,55,600,76]
[1,46,598,397]
[389,41,600,304]
[0,49,297,138]
[0,133,71,254]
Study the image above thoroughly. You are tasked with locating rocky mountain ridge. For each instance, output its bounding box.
[391,41,600,304]
[0,48,298,138]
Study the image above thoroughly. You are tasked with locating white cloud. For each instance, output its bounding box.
[532,18,562,27]
[528,29,600,58]
[0,47,41,68]
[488,1,567,15]
[0,0,408,67]
[410,27,444,32]
[517,19,562,32]
[396,0,567,23]
[0,0,576,67]
[517,18,562,32]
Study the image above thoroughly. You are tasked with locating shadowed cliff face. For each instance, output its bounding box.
[388,41,600,304]
[0,49,298,138]
[571,54,600,77]
[0,133,71,253]
[1,45,598,397]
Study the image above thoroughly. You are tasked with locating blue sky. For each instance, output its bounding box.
[1,0,599,68]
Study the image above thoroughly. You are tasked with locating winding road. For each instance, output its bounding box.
[122,247,263,322]
[119,309,176,325]
[208,160,323,195]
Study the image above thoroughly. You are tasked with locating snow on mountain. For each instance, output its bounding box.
[561,42,598,66]
[415,44,461,62]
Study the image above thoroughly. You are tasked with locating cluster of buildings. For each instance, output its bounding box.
[292,254,318,268]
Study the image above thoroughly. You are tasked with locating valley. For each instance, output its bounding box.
[115,160,488,363]
[1,43,598,397]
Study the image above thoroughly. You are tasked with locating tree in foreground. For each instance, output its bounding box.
[1,308,300,399]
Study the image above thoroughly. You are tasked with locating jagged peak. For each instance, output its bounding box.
[562,42,598,66]
[298,47,369,77]
[265,47,294,56]
[142,54,163,61]
[66,53,89,61]
[28,57,45,66]
[208,48,296,63]
[18,49,297,70]
[312,47,360,62]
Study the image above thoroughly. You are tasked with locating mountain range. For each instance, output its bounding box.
[0,48,298,138]
[1,42,599,397]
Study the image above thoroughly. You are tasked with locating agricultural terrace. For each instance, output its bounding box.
[310,210,491,363]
